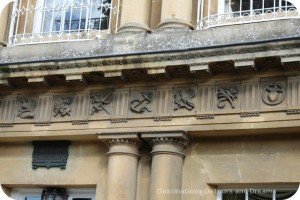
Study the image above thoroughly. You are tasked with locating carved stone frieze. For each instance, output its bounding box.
[0,76,299,125]
[16,97,37,119]
[174,88,195,111]
[130,92,153,114]
[53,96,74,118]
[217,86,239,109]
[90,93,112,115]
[262,83,286,106]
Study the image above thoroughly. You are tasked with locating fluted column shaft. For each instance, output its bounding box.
[159,0,193,29]
[106,139,139,200]
[118,0,151,32]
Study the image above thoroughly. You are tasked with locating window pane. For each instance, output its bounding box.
[223,193,245,200]
[25,197,41,200]
[248,189,273,200]
[72,198,92,200]
[276,190,297,200]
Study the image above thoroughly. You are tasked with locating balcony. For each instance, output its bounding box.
[8,0,119,46]
[198,0,300,29]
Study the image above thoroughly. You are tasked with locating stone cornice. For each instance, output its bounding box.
[1,40,300,73]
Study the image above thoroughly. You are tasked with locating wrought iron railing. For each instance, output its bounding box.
[198,0,300,29]
[9,0,119,46]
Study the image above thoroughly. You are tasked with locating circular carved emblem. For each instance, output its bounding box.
[262,83,285,106]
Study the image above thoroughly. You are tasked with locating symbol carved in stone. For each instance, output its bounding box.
[174,89,195,111]
[91,93,112,115]
[262,83,285,106]
[53,97,73,117]
[217,87,238,109]
[130,92,153,113]
[17,98,37,119]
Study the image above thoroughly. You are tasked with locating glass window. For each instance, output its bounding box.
[217,186,298,200]
[199,0,299,29]
[9,0,118,45]
[25,197,41,200]
[37,0,111,33]
[11,188,95,200]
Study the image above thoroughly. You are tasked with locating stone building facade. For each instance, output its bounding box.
[0,0,300,200]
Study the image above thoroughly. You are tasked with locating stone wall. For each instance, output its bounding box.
[1,135,300,200]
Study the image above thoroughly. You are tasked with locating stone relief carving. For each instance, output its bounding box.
[174,89,195,111]
[130,92,153,113]
[217,87,239,109]
[91,93,112,115]
[17,97,37,119]
[0,79,295,126]
[53,97,73,117]
[262,83,285,106]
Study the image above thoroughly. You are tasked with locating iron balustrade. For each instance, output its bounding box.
[8,0,119,46]
[198,0,300,29]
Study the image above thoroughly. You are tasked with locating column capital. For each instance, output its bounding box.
[98,133,140,157]
[141,130,189,157]
[107,138,138,146]
[151,137,188,148]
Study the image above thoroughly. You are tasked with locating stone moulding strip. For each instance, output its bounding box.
[0,123,14,128]
[287,110,300,115]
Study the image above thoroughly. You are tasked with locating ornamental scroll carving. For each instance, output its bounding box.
[262,83,286,106]
[130,92,153,113]
[217,87,238,109]
[17,97,37,119]
[91,93,112,115]
[53,97,73,117]
[174,89,195,111]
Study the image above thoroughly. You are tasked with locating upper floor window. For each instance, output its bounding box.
[9,0,120,45]
[216,185,298,200]
[198,0,299,29]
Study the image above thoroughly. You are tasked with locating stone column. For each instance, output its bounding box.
[142,131,188,200]
[104,138,140,200]
[158,0,193,29]
[0,1,11,46]
[118,0,151,32]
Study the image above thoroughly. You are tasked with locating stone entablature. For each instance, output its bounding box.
[1,76,300,127]
[0,40,300,89]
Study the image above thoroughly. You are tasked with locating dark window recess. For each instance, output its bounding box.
[72,198,92,200]
[32,141,71,169]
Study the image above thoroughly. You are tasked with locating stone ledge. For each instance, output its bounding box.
[1,19,300,64]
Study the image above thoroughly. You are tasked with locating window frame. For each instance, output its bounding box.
[216,184,299,200]
[11,188,96,200]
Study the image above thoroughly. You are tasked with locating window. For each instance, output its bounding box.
[198,0,299,29]
[11,188,96,200]
[216,185,298,200]
[9,0,119,45]
[34,0,111,34]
